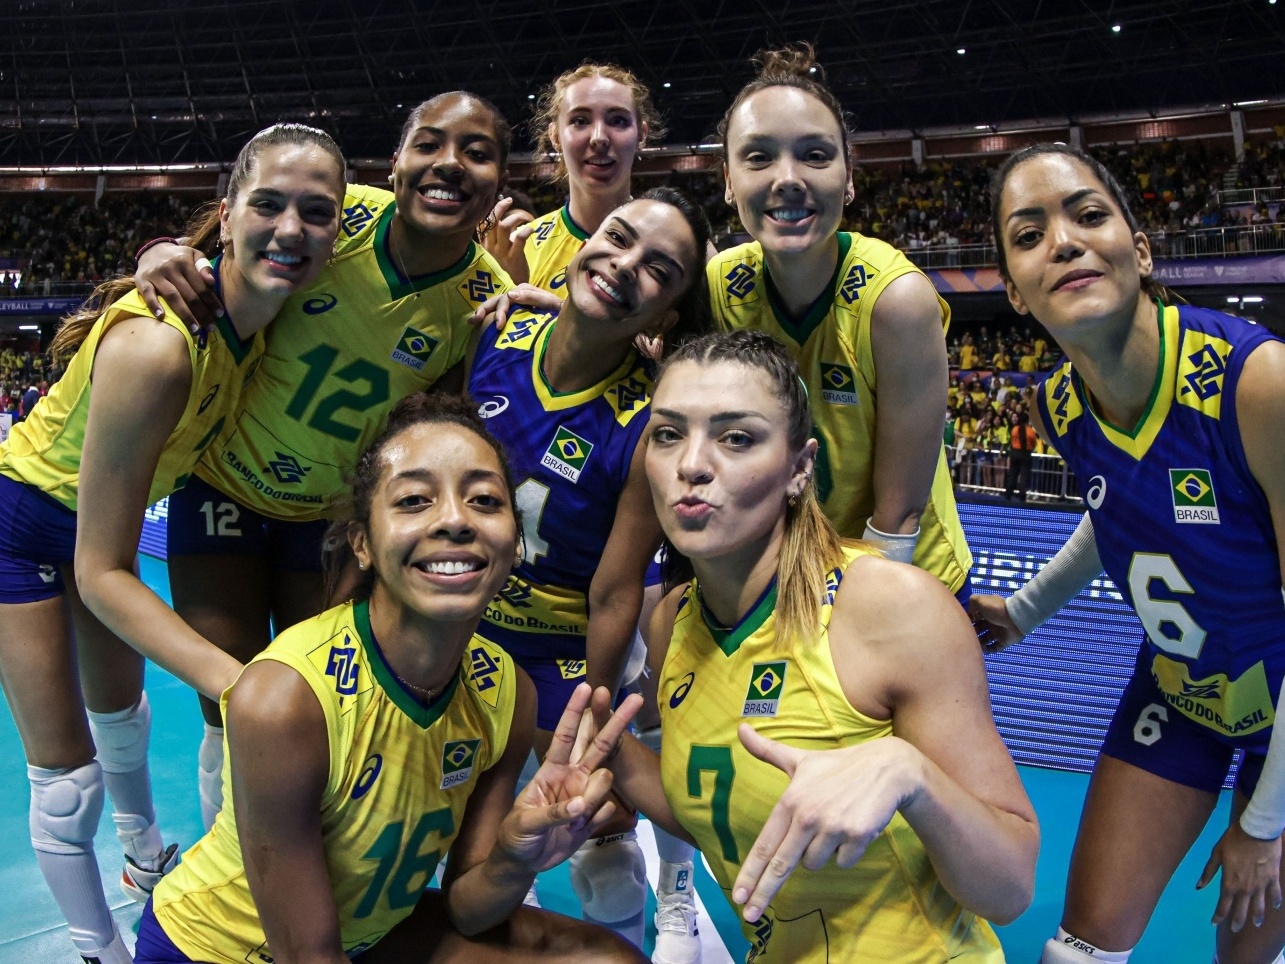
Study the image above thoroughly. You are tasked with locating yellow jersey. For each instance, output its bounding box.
[659,549,1003,963]
[197,184,511,520]
[154,599,518,962]
[524,204,587,294]
[708,235,972,593]
[0,286,261,511]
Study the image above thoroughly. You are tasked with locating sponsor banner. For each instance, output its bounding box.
[0,297,83,315]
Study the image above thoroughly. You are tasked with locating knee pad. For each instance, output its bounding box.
[1042,928,1132,964]
[198,724,225,830]
[28,761,105,855]
[87,692,151,774]
[569,830,647,924]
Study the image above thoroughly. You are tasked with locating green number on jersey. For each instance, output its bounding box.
[354,807,455,919]
[285,344,392,442]
[687,745,738,863]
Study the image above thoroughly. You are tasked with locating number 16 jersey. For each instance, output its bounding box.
[197,183,511,521]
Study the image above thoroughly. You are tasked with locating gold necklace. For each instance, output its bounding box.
[392,667,447,703]
[390,220,419,295]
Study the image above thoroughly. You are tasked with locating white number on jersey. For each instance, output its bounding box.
[1127,553,1207,660]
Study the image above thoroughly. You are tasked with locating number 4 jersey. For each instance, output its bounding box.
[197,183,511,521]
[152,599,517,962]
[1037,303,1284,749]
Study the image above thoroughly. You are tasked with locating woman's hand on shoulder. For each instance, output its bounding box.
[469,282,563,331]
[494,684,643,874]
[731,725,921,923]
[134,241,224,332]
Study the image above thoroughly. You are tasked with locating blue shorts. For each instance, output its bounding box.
[1101,648,1265,797]
[135,900,200,964]
[954,571,973,609]
[166,474,328,572]
[518,654,590,731]
[0,473,76,603]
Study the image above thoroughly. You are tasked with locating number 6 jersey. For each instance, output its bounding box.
[197,183,511,521]
[152,599,517,962]
[1037,303,1284,749]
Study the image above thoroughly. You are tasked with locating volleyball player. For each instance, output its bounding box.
[136,393,646,964]
[0,124,346,964]
[468,188,710,951]
[133,92,514,831]
[974,143,1285,964]
[585,329,1037,962]
[709,43,973,600]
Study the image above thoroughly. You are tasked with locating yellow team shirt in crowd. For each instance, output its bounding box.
[198,183,511,520]
[154,599,518,963]
[524,204,588,293]
[958,342,978,370]
[0,286,261,511]
[708,234,972,594]
[659,547,1003,963]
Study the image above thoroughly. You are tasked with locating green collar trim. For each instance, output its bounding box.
[1076,298,1167,439]
[763,232,852,344]
[700,579,778,657]
[209,255,253,364]
[354,599,460,729]
[560,205,591,242]
[374,204,476,299]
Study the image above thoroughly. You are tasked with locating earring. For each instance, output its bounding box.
[357,561,366,571]
[387,173,394,185]
[787,492,799,508]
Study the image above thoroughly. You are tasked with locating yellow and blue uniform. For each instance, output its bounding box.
[707,235,973,596]
[525,204,588,294]
[1038,303,1284,792]
[0,283,260,603]
[149,599,517,963]
[659,547,1003,963]
[193,184,511,522]
[468,308,652,727]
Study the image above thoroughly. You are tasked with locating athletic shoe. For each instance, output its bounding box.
[652,886,701,964]
[120,842,179,903]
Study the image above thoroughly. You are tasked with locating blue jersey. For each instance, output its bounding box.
[468,309,653,662]
[1037,303,1284,750]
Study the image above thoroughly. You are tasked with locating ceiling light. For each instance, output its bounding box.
[957,47,966,54]
[1111,24,1121,32]
[663,82,671,88]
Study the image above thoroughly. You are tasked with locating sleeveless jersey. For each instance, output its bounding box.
[525,204,587,293]
[708,235,972,593]
[468,308,652,662]
[197,183,511,521]
[0,285,260,511]
[1037,303,1285,750]
[659,548,1003,963]
[153,599,517,963]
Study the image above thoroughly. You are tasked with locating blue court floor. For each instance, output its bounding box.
[0,557,1235,962]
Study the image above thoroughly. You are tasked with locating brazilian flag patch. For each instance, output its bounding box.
[440,739,481,789]
[742,661,787,717]
[391,326,439,372]
[540,426,594,483]
[820,363,857,406]
[1170,468,1219,525]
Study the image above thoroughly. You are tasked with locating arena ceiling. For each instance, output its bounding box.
[1,0,1282,166]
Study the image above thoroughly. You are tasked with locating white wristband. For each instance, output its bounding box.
[861,521,920,565]
[1240,589,1285,841]
[1004,512,1103,637]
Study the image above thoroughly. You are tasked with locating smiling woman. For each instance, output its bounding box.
[129,92,515,836]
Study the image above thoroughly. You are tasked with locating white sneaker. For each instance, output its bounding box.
[653,886,701,964]
[120,842,179,903]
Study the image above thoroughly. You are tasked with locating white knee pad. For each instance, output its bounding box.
[569,830,647,923]
[1042,928,1132,963]
[86,692,151,773]
[28,761,105,855]
[198,724,225,831]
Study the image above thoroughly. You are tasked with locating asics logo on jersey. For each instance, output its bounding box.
[302,293,338,315]
[325,644,360,697]
[341,202,377,236]
[724,263,756,300]
[669,672,695,709]
[477,396,509,419]
[534,220,555,243]
[351,754,383,800]
[1181,345,1226,401]
[498,577,533,609]
[1085,475,1107,510]
[465,270,496,303]
[197,384,220,415]
[440,739,481,789]
[264,452,311,485]
[550,269,568,290]
[838,263,869,304]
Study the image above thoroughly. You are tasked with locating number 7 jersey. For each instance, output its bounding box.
[1037,303,1284,750]
[197,183,511,521]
